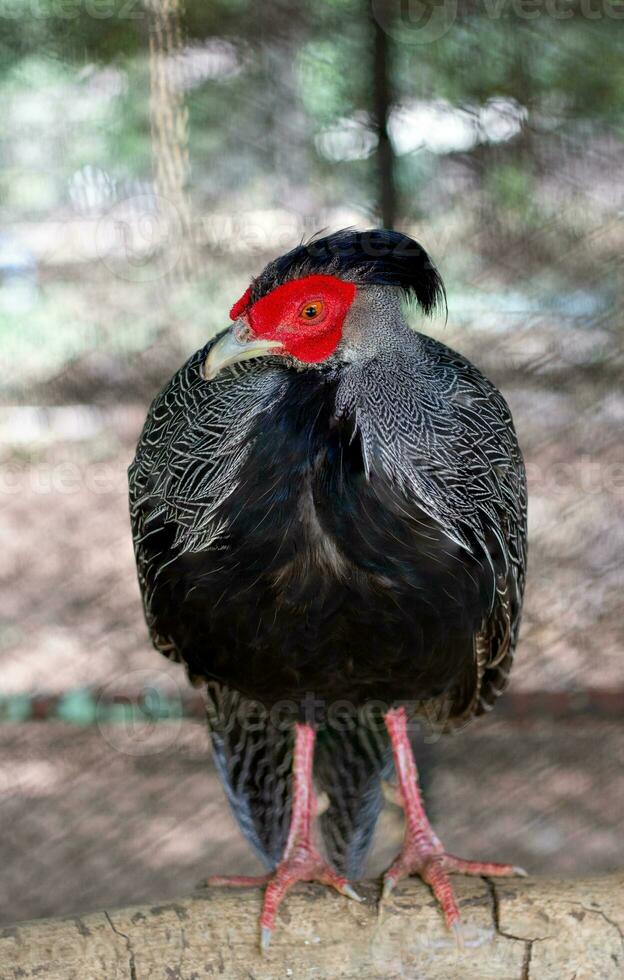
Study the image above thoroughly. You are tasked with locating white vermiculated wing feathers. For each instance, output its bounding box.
[336,334,527,720]
[128,344,288,640]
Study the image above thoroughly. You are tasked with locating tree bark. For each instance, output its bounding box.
[1,875,622,979]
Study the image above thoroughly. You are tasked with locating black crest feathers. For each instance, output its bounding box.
[250,228,446,316]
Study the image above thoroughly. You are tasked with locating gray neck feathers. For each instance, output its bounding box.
[337,285,421,363]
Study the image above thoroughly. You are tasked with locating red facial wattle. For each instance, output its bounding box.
[230,275,357,364]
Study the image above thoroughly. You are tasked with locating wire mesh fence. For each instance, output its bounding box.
[0,0,623,927]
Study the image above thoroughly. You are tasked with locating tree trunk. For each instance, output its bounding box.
[147,0,196,287]
[2,875,623,979]
[371,8,397,230]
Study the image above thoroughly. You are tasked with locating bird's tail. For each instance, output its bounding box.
[314,711,393,879]
[206,686,392,878]
[205,684,293,869]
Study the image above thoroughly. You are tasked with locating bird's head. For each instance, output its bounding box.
[203,228,445,380]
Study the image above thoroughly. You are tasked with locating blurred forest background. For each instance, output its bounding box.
[0,0,623,926]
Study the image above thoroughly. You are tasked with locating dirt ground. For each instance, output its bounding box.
[0,716,621,926]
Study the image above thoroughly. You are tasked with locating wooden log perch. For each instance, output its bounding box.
[1,875,623,980]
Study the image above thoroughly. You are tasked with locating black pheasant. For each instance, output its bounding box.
[128,229,527,947]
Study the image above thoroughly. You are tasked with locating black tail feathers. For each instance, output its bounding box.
[206,685,392,877]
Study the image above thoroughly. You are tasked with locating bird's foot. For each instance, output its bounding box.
[206,722,361,951]
[381,843,525,939]
[205,851,361,952]
[382,706,526,941]
[258,837,362,951]
[258,722,362,950]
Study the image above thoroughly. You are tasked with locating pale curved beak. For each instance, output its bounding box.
[202,324,283,381]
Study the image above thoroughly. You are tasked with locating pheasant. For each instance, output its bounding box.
[129,229,528,949]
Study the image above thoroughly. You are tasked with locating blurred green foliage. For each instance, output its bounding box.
[0,0,622,396]
[1,1,622,215]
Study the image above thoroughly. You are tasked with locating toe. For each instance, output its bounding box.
[422,858,461,930]
[317,865,362,902]
[441,854,526,878]
[204,873,270,888]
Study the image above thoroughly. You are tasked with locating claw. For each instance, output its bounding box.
[451,920,465,950]
[512,865,528,877]
[260,925,272,953]
[340,882,364,903]
[381,875,396,901]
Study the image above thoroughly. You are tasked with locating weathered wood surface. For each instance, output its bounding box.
[1,875,622,980]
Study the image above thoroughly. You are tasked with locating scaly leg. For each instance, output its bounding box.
[207,721,361,950]
[383,706,525,940]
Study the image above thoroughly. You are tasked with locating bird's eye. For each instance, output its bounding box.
[299,299,324,322]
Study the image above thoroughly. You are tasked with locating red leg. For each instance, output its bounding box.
[207,722,361,951]
[383,707,525,940]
